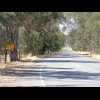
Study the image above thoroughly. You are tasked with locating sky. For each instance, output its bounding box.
[59,18,76,35]
[59,24,71,35]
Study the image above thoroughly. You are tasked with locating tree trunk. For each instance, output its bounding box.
[13,28,19,61]
[10,27,19,62]
[5,24,20,62]
[5,49,7,63]
[48,48,50,54]
[41,44,46,55]
[9,49,14,62]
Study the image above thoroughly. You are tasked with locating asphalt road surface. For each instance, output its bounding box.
[34,45,100,87]
[0,45,100,87]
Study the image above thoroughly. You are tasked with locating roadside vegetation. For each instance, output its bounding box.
[66,12,100,54]
[0,12,100,64]
[0,12,66,63]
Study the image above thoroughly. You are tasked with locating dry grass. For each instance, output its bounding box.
[0,61,25,69]
[0,55,5,69]
[0,55,4,59]
[75,51,100,59]
[73,51,90,56]
[91,54,100,59]
[0,63,7,69]
[20,54,38,61]
[0,54,39,69]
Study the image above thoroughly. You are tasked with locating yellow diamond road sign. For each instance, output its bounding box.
[6,44,14,49]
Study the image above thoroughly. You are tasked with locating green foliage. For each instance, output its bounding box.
[0,12,66,57]
[23,31,43,55]
[67,12,100,54]
[0,32,6,54]
[42,27,66,53]
[22,27,66,55]
[85,12,100,53]
[93,48,100,54]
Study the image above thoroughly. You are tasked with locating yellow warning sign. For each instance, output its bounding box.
[6,44,14,49]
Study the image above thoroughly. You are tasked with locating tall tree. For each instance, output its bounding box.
[0,12,66,61]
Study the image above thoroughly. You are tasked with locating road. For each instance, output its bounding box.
[0,45,100,87]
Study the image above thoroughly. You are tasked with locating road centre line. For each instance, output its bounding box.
[39,57,46,87]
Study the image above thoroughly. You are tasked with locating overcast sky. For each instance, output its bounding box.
[59,18,76,35]
[59,24,71,35]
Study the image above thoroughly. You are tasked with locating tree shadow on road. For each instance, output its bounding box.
[33,59,100,63]
[44,53,88,58]
[20,53,88,63]
[0,64,100,81]
[41,69,100,80]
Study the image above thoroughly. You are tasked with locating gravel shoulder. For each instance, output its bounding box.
[0,54,41,87]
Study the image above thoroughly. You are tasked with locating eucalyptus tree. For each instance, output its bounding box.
[66,12,94,51]
[85,12,100,53]
[0,12,67,61]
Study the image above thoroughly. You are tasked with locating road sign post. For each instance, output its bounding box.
[5,43,14,63]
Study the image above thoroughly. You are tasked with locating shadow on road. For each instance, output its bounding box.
[34,59,100,63]
[43,54,88,58]
[41,69,100,80]
[20,53,88,63]
[0,64,100,81]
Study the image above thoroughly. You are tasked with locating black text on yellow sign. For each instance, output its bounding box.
[6,44,14,50]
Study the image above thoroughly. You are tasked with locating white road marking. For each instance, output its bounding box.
[39,65,46,87]
[72,62,82,70]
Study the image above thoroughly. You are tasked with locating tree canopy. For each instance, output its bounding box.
[0,12,99,62]
[0,12,66,61]
[66,12,100,54]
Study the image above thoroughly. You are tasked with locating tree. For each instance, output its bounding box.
[0,12,26,61]
[0,12,66,62]
[20,12,66,55]
[66,12,93,51]
[85,12,100,53]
